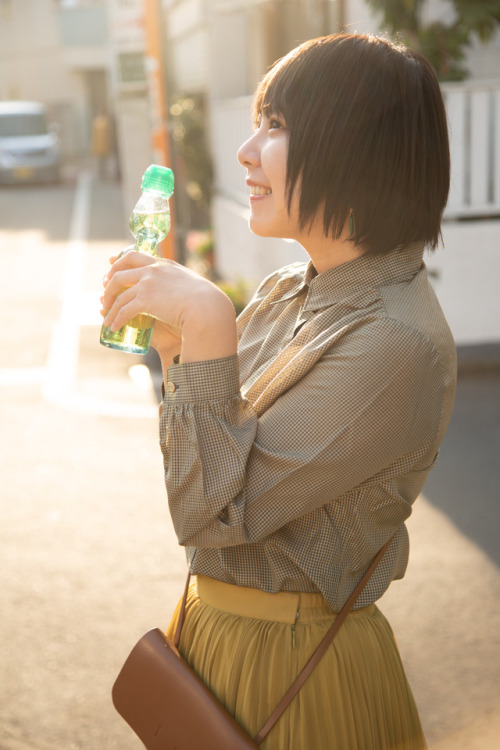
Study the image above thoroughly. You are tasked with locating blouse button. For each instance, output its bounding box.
[167,381,177,393]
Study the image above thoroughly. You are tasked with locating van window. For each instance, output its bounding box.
[0,113,48,138]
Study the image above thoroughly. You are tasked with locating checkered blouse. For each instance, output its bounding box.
[159,242,456,611]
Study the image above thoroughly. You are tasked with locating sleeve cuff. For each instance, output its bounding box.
[163,354,240,404]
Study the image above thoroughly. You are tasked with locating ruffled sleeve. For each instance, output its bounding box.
[159,355,258,546]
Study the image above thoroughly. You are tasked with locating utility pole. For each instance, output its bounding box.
[143,0,176,260]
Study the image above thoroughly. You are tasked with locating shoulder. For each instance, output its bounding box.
[253,262,308,299]
[333,313,456,439]
[377,264,457,380]
[334,307,454,383]
[236,262,308,331]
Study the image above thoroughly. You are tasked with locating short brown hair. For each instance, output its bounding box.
[253,34,450,254]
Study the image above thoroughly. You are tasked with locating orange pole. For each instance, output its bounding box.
[143,0,176,260]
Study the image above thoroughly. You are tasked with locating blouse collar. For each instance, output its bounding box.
[303,241,426,311]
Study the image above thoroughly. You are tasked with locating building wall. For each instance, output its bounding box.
[0,1,63,102]
[167,0,209,93]
[105,0,154,226]
[0,1,84,111]
[429,220,500,346]
[0,0,109,158]
[213,196,308,289]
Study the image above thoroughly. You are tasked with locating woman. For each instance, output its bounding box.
[103,34,456,750]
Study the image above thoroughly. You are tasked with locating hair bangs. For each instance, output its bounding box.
[251,34,449,255]
[252,47,306,126]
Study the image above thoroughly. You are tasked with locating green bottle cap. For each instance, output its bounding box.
[141,164,174,197]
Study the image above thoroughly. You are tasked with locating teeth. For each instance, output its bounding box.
[250,186,272,195]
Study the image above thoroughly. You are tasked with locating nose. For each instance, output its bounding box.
[237,130,260,168]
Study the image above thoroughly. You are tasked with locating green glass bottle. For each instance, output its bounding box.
[100,164,174,354]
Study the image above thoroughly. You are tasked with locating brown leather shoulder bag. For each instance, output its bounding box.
[112,538,392,749]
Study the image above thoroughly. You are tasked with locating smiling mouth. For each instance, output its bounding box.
[250,186,272,195]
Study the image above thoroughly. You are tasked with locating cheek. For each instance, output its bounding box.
[261,138,288,182]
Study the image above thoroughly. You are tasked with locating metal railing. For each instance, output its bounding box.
[443,81,500,219]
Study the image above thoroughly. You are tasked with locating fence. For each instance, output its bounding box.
[443,80,500,219]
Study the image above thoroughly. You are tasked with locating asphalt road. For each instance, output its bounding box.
[1,172,499,749]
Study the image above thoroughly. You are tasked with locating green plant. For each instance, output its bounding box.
[216,278,251,315]
[185,230,250,313]
[365,0,500,80]
[169,95,213,209]
[185,229,213,257]
[196,233,214,259]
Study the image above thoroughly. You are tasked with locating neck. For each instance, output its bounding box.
[301,224,365,274]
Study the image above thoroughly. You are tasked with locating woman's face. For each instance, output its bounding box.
[237,109,365,272]
[238,113,300,240]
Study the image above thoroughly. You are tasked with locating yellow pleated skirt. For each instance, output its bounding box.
[166,575,427,750]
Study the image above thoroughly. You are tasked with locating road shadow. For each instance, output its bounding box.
[88,177,128,243]
[0,169,126,243]
[422,370,500,567]
[0,181,75,241]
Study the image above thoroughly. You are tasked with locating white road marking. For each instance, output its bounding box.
[0,367,45,386]
[42,170,91,407]
[1,171,158,418]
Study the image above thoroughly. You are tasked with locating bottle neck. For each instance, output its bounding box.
[142,188,171,199]
[135,233,159,255]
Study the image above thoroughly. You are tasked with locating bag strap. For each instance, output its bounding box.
[174,536,394,743]
[254,536,393,743]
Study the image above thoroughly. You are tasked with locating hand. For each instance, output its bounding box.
[101,249,182,359]
[101,250,237,364]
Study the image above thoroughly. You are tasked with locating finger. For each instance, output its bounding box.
[104,245,134,275]
[103,286,145,331]
[102,266,146,311]
[112,249,160,272]
[103,248,155,286]
[108,244,134,264]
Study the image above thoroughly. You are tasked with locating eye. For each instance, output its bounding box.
[269,116,285,130]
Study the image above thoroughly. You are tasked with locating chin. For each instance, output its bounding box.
[248,224,268,238]
[248,219,292,240]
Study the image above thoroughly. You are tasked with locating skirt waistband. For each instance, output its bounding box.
[194,575,374,625]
